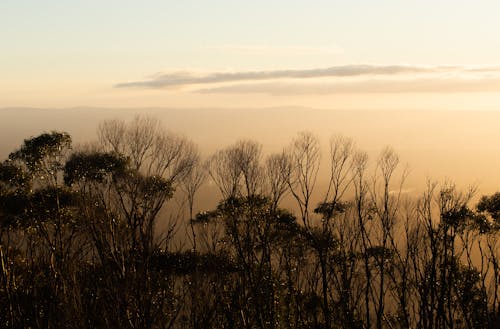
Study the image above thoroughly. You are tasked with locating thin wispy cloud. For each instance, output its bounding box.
[115,65,500,94]
[196,77,500,95]
[206,44,344,55]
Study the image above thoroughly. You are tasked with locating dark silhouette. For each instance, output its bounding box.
[0,118,499,328]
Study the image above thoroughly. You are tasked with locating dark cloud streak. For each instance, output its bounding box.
[115,65,451,89]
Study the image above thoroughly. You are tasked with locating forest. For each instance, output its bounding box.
[0,116,499,329]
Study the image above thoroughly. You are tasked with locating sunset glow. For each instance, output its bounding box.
[2,0,500,109]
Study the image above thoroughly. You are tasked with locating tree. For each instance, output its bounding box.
[98,116,197,187]
[1,126,500,328]
[207,140,263,199]
[264,151,291,210]
[287,132,320,227]
[181,156,207,251]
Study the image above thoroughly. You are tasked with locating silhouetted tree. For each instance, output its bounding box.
[1,126,500,329]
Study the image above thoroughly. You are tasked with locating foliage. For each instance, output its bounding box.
[64,151,128,185]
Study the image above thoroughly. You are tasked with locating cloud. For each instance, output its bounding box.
[115,65,500,95]
[206,44,344,55]
[115,65,450,89]
[195,77,500,95]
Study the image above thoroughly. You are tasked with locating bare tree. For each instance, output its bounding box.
[323,135,355,206]
[287,132,321,227]
[369,147,405,329]
[264,151,291,209]
[351,150,375,327]
[308,135,357,329]
[207,140,263,199]
[98,116,198,187]
[207,147,242,199]
[149,131,198,185]
[97,119,127,154]
[181,156,207,251]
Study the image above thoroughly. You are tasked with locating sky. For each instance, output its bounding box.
[2,0,500,109]
[2,1,500,200]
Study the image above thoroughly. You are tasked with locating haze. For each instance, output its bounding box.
[1,107,499,200]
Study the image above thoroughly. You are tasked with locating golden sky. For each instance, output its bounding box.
[2,1,500,110]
